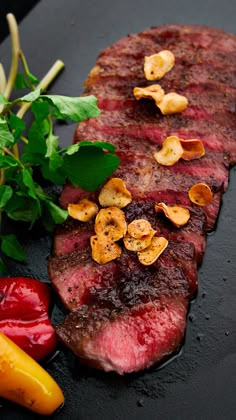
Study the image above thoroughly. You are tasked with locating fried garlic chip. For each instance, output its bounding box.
[127,219,153,239]
[180,138,205,161]
[133,84,165,106]
[157,92,188,115]
[95,206,127,241]
[123,229,156,252]
[90,235,121,264]
[138,236,168,266]
[99,177,132,208]
[154,136,184,166]
[68,199,99,222]
[155,202,190,227]
[188,183,213,206]
[144,50,175,80]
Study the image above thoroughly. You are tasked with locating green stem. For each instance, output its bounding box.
[20,135,28,144]
[2,146,21,163]
[16,60,65,120]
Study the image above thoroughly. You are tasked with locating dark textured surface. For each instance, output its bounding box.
[0,0,236,418]
[0,1,40,41]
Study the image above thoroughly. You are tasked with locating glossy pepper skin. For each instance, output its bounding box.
[0,332,64,415]
[0,277,56,360]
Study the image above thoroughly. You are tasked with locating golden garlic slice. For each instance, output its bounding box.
[188,183,213,206]
[157,92,188,114]
[95,207,127,241]
[138,236,168,266]
[180,138,205,161]
[127,219,153,239]
[155,202,190,227]
[98,177,132,208]
[144,50,175,80]
[123,229,156,252]
[68,199,99,222]
[133,84,165,106]
[154,136,184,166]
[90,235,121,264]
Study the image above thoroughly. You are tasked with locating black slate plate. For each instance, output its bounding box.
[0,1,236,419]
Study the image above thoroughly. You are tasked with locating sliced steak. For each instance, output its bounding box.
[50,24,236,374]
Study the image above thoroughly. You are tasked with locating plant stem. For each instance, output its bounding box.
[2,146,21,162]
[0,64,7,93]
[20,135,29,144]
[4,14,20,101]
[16,60,65,120]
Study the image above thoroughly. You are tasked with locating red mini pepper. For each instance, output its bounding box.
[0,277,56,361]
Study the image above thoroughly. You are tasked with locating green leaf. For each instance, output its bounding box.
[0,185,13,208]
[17,88,41,103]
[0,94,10,105]
[63,146,120,191]
[5,194,41,223]
[0,117,15,147]
[1,234,26,262]
[14,73,28,89]
[45,132,59,158]
[41,159,66,185]
[26,124,47,155]
[79,140,116,153]
[27,71,39,86]
[31,101,50,122]
[44,200,68,224]
[62,143,80,156]
[61,141,116,156]
[22,167,37,200]
[21,152,44,165]
[8,113,26,142]
[40,94,100,122]
[0,155,19,169]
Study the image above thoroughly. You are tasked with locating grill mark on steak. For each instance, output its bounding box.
[49,240,194,311]
[51,24,236,374]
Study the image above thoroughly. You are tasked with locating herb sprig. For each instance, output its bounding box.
[0,14,119,268]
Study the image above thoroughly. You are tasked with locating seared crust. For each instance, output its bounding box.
[52,25,236,374]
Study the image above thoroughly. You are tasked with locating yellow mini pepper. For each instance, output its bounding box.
[0,332,64,415]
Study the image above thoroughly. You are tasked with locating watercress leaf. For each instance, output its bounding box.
[44,200,68,224]
[41,205,55,232]
[0,117,15,146]
[0,185,13,208]
[63,146,120,191]
[22,167,37,200]
[5,194,40,223]
[0,94,10,105]
[27,71,40,85]
[1,234,26,262]
[26,124,47,155]
[62,143,80,156]
[61,141,116,156]
[17,88,41,103]
[40,94,100,122]
[31,101,50,122]
[14,73,28,89]
[0,155,19,169]
[41,160,66,185]
[8,113,26,141]
[21,152,45,165]
[79,140,116,153]
[45,132,59,158]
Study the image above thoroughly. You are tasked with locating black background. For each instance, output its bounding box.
[0,1,236,419]
[0,1,40,40]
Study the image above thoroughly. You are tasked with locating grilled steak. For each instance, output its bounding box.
[49,24,236,374]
